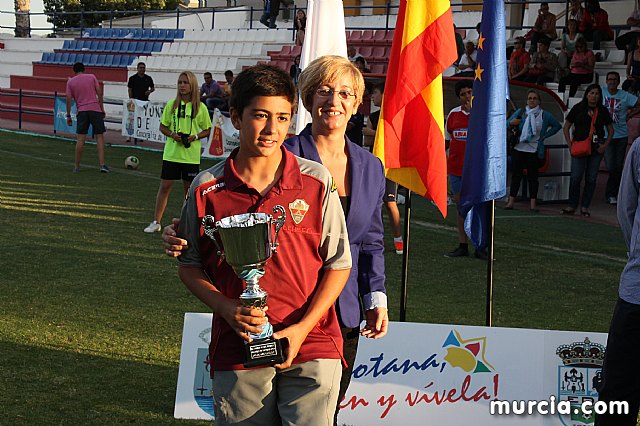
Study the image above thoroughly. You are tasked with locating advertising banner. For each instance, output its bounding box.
[175,315,608,425]
[54,96,92,135]
[121,99,166,143]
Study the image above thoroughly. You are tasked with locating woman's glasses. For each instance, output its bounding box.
[316,88,356,100]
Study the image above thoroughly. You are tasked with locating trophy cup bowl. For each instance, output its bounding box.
[202,206,286,368]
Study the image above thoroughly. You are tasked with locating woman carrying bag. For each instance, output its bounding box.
[504,89,561,211]
[562,84,613,217]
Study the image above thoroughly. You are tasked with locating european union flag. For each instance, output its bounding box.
[458,0,508,250]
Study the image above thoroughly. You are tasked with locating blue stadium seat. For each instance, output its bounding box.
[105,41,114,52]
[62,40,71,49]
[85,54,96,66]
[175,29,185,39]
[157,29,169,41]
[145,41,154,53]
[97,41,106,51]
[95,55,106,66]
[151,41,162,52]
[41,52,53,63]
[61,52,70,64]
[133,28,144,39]
[112,41,122,52]
[88,40,98,51]
[103,55,114,67]
[125,41,136,53]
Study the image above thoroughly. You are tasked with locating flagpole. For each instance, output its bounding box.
[485,200,496,327]
[399,190,411,322]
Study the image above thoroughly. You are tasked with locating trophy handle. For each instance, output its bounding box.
[201,215,224,257]
[270,205,286,252]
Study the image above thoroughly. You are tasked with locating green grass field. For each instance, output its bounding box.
[0,130,628,424]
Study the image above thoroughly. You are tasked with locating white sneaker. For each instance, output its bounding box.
[144,221,161,233]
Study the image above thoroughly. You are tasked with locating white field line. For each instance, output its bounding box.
[412,220,626,264]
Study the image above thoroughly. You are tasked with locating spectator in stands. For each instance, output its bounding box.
[567,0,585,23]
[602,72,640,205]
[200,72,225,112]
[143,71,212,233]
[508,36,531,81]
[362,82,404,255]
[445,80,487,260]
[524,38,558,85]
[579,0,613,50]
[615,0,640,52]
[558,19,583,79]
[558,38,595,97]
[127,62,155,143]
[623,36,640,95]
[454,24,465,64]
[290,55,302,85]
[65,62,109,173]
[529,2,557,53]
[504,89,562,211]
[562,83,613,216]
[348,45,368,70]
[456,41,477,77]
[220,70,234,112]
[354,56,370,74]
[295,9,306,46]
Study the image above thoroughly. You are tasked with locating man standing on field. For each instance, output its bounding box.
[65,62,109,173]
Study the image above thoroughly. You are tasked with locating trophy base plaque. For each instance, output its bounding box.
[244,337,285,368]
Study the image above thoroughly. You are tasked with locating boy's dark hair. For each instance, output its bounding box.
[230,64,296,115]
[73,62,85,73]
[224,70,233,77]
[204,72,212,78]
[372,81,385,93]
[454,79,473,98]
[607,71,620,81]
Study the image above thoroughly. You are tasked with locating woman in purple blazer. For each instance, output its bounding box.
[162,56,388,423]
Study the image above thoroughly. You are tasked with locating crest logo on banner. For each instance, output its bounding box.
[556,337,605,425]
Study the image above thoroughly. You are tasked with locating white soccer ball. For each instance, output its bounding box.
[125,155,139,169]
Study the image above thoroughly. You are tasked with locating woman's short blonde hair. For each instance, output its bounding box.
[297,55,365,112]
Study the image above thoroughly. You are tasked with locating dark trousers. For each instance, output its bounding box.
[595,298,640,425]
[509,149,541,199]
[558,72,593,97]
[569,151,604,209]
[269,0,281,27]
[334,325,359,425]
[604,137,628,199]
[584,28,612,50]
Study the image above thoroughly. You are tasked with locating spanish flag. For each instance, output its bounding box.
[372,0,457,217]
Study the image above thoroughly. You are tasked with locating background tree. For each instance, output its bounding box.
[43,0,180,30]
[14,0,31,38]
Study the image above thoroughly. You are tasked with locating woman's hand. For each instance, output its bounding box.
[361,307,389,339]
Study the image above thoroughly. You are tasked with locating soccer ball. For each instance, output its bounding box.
[124,155,139,169]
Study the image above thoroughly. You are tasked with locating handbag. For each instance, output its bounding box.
[507,109,525,153]
[570,107,598,157]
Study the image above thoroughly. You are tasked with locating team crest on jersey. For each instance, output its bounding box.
[289,199,310,225]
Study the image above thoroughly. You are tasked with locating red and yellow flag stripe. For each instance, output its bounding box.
[373,0,457,216]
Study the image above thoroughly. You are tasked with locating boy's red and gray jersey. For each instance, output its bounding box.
[178,147,351,370]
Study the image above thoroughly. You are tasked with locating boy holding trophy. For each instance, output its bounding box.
[176,64,352,425]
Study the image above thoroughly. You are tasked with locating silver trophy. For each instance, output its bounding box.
[201,205,286,367]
